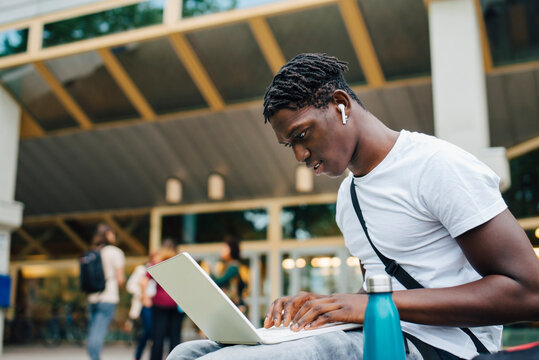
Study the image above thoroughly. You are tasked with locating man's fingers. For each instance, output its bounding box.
[303,310,343,331]
[264,297,282,328]
[291,296,332,326]
[264,296,290,328]
[291,301,341,331]
[263,303,274,328]
[282,293,312,327]
[265,292,326,329]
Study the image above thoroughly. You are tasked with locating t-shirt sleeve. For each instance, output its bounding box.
[335,174,351,233]
[419,147,507,238]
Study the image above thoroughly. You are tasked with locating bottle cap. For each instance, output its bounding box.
[366,274,392,293]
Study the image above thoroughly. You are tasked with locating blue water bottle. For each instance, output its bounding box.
[363,274,406,360]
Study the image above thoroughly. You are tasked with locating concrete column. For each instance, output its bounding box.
[267,203,282,302]
[0,86,24,355]
[429,0,510,190]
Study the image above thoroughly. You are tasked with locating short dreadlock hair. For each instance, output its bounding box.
[263,53,364,122]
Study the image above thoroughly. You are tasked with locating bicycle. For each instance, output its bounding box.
[40,303,87,347]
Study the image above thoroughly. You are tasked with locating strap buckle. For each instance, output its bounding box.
[385,260,400,277]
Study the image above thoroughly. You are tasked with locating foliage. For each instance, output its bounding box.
[0,29,28,57]
[182,0,238,17]
[42,2,164,48]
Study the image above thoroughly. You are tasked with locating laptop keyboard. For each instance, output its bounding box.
[255,325,305,341]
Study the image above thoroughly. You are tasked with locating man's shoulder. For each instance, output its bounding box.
[337,173,353,196]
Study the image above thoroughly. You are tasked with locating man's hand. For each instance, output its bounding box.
[264,291,323,329]
[289,293,367,331]
[264,292,368,331]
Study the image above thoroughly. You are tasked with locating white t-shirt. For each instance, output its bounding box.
[88,245,125,304]
[336,130,507,359]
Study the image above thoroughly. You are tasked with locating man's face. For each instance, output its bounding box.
[269,106,351,178]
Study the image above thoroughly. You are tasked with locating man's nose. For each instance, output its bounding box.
[293,144,309,163]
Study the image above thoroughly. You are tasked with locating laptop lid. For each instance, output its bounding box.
[147,252,261,344]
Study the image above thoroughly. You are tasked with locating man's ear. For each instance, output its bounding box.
[332,90,351,123]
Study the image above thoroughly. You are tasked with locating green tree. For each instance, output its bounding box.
[182,0,238,17]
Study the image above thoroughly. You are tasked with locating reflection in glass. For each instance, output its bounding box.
[482,0,539,66]
[43,0,165,47]
[182,0,286,18]
[282,253,363,296]
[0,29,28,57]
[162,208,268,243]
[281,203,340,240]
[503,148,539,219]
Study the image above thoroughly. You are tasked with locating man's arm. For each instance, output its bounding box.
[394,208,539,326]
[140,275,153,307]
[266,209,539,331]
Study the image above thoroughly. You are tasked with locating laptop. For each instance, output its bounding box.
[147,252,361,345]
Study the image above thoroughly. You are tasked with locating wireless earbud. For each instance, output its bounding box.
[338,104,348,125]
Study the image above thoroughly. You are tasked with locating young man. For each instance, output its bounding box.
[167,54,539,360]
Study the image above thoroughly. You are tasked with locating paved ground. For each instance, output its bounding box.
[2,343,151,359]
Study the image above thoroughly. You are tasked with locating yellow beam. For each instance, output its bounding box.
[164,0,182,25]
[488,60,539,75]
[27,20,43,54]
[10,57,538,141]
[168,33,225,111]
[24,207,151,225]
[103,214,147,255]
[473,0,493,72]
[248,17,286,74]
[338,0,385,87]
[97,47,156,121]
[55,219,89,252]
[16,228,52,257]
[33,61,93,129]
[507,135,539,160]
[20,110,45,138]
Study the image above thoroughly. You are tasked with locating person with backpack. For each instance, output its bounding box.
[85,222,125,360]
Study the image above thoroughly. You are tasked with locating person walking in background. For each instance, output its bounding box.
[212,235,246,313]
[142,246,185,360]
[126,252,157,360]
[86,223,125,360]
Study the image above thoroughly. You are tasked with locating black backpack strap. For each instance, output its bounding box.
[349,180,489,354]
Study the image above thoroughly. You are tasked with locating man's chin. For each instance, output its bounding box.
[324,168,347,179]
